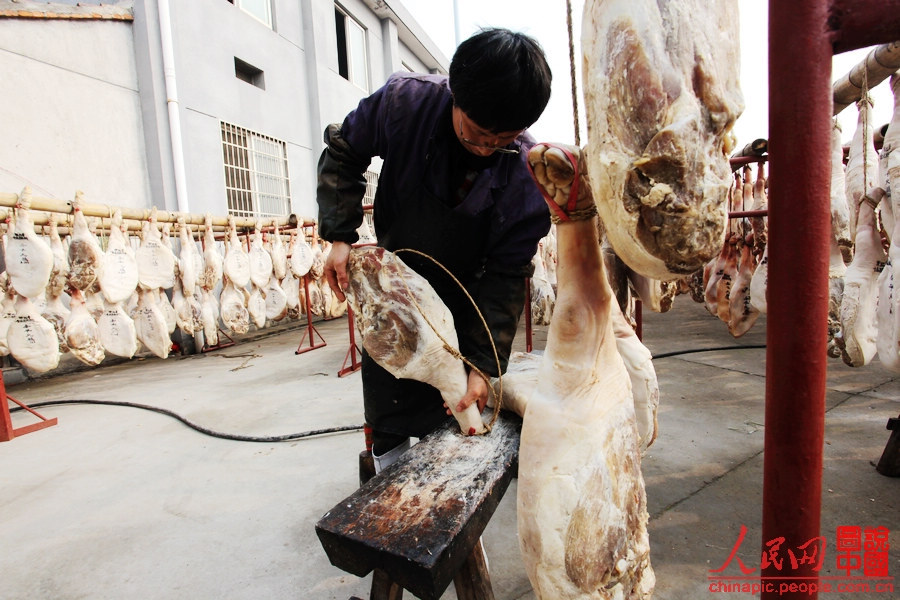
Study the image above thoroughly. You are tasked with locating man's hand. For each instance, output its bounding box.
[324,241,352,302]
[447,370,490,416]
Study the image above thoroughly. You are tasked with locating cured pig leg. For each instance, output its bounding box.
[704,242,729,316]
[8,296,60,373]
[98,300,138,359]
[530,249,555,326]
[344,246,487,436]
[220,279,250,334]
[521,142,654,599]
[827,234,847,355]
[100,211,139,304]
[715,235,739,323]
[66,288,105,366]
[845,96,880,242]
[838,198,885,367]
[626,268,676,313]
[289,231,314,279]
[133,288,171,359]
[200,215,223,291]
[271,220,288,280]
[249,221,274,289]
[7,189,54,300]
[135,208,176,291]
[46,215,69,300]
[582,0,743,280]
[199,288,219,347]
[727,236,760,337]
[223,217,251,288]
[750,163,769,256]
[830,121,853,263]
[176,218,200,297]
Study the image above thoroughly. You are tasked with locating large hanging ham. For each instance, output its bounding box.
[177,218,200,297]
[65,288,105,366]
[248,221,273,289]
[289,231,314,278]
[41,291,70,353]
[270,221,288,281]
[67,196,103,292]
[581,0,743,280]
[727,237,760,337]
[172,278,197,336]
[223,217,251,288]
[220,279,250,334]
[199,287,219,347]
[100,210,139,304]
[837,199,885,367]
[344,246,487,436]
[265,273,287,321]
[6,189,54,299]
[830,121,853,263]
[135,208,177,290]
[98,300,138,359]
[0,290,15,356]
[133,287,171,359]
[8,296,61,373]
[247,284,266,329]
[520,142,654,599]
[200,214,223,291]
[46,215,69,300]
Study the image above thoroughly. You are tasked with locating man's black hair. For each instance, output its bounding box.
[449,28,552,133]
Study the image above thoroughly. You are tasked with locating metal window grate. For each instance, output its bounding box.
[221,122,291,219]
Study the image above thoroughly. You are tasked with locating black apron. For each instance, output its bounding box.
[362,147,493,441]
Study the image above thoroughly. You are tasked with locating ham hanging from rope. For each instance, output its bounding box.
[289,231,314,278]
[271,221,288,281]
[7,189,54,300]
[249,221,273,289]
[100,210,139,305]
[200,215,223,291]
[727,237,759,337]
[520,142,654,599]
[8,296,61,373]
[46,215,69,300]
[177,218,201,297]
[582,0,743,280]
[344,246,487,436]
[66,288,105,366]
[845,96,880,242]
[837,198,885,367]
[136,208,176,291]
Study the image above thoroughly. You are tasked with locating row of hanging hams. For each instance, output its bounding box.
[0,189,345,373]
[834,73,900,370]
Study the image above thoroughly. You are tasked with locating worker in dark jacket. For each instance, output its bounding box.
[317,28,552,470]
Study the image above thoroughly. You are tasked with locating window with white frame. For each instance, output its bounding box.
[221,122,291,219]
[227,0,272,28]
[334,5,369,91]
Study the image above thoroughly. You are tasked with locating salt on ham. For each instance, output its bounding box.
[344,246,487,436]
[65,288,105,366]
[6,189,54,300]
[100,210,139,305]
[65,196,103,293]
[8,296,61,373]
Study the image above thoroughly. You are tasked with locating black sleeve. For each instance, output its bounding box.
[457,260,535,378]
[316,123,370,244]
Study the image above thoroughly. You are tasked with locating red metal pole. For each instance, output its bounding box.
[762,2,831,597]
[827,0,900,54]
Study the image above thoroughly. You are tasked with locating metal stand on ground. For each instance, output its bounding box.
[0,370,57,442]
[296,275,326,354]
[338,306,362,377]
[202,327,236,353]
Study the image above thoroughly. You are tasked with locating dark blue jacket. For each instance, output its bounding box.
[317,72,550,375]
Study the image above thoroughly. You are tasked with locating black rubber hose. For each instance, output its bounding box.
[9,399,363,442]
[651,344,767,360]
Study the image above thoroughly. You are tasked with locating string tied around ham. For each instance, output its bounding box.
[393,248,505,433]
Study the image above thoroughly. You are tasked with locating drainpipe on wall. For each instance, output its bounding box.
[157,0,189,213]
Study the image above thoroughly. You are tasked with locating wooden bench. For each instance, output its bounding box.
[315,412,522,599]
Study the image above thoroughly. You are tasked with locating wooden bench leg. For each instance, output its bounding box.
[371,568,404,600]
[452,538,495,600]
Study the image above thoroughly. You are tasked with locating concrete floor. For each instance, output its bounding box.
[2,299,898,599]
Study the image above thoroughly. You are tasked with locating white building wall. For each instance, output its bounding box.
[0,17,152,209]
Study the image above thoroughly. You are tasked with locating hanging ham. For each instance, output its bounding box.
[520,142,654,599]
[530,249,555,326]
[6,189,54,299]
[220,279,250,334]
[223,217,251,288]
[845,96,880,242]
[0,290,15,356]
[289,231,315,278]
[727,237,760,337]
[271,220,288,280]
[98,300,138,359]
[8,296,61,373]
[135,208,177,290]
[582,0,743,280]
[133,287,171,359]
[65,288,105,366]
[837,199,885,367]
[249,221,273,289]
[247,284,266,329]
[46,215,69,300]
[265,273,288,321]
[41,291,70,353]
[830,121,853,263]
[199,287,219,347]
[177,218,200,297]
[100,210,139,304]
[200,214,223,291]
[344,246,487,436]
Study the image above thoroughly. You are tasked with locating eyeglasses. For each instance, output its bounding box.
[458,115,521,155]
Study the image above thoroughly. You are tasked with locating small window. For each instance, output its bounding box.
[334,6,369,91]
[229,0,272,29]
[235,57,265,89]
[221,122,291,219]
